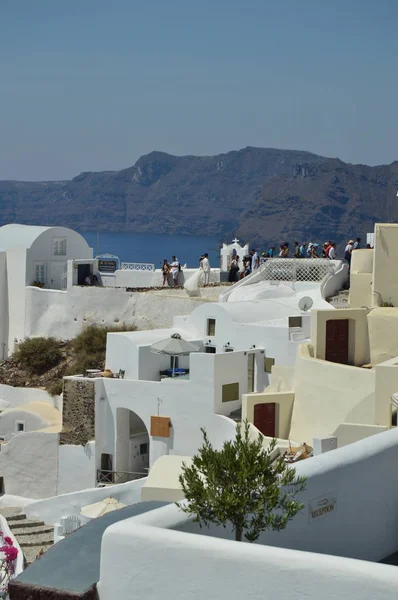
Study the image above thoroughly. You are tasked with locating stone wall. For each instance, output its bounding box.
[60,379,95,446]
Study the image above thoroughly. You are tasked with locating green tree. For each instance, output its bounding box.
[178,421,306,542]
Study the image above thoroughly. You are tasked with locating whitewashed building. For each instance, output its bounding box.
[0,224,92,356]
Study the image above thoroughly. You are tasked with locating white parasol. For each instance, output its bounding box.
[80,497,126,519]
[151,333,199,376]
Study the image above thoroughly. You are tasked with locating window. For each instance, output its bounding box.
[140,443,148,455]
[205,346,216,354]
[35,263,46,284]
[15,422,25,433]
[264,357,275,373]
[289,316,302,328]
[207,318,216,336]
[224,346,234,352]
[222,382,240,402]
[53,237,67,256]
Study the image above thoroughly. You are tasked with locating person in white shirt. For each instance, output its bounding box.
[328,243,336,260]
[251,250,259,271]
[344,240,354,266]
[170,255,180,287]
[201,253,211,285]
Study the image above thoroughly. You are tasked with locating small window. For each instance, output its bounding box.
[34,263,46,284]
[264,357,275,373]
[15,422,25,433]
[140,443,148,455]
[224,346,234,352]
[53,237,67,256]
[205,346,216,354]
[222,382,239,402]
[289,316,302,328]
[207,318,216,336]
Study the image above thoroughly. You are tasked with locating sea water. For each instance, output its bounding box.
[79,231,221,269]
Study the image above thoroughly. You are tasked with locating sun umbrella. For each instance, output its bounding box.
[80,497,126,519]
[151,333,199,376]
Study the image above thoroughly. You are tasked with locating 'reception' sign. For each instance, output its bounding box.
[309,492,337,522]
[98,259,117,273]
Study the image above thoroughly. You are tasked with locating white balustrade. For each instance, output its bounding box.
[121,262,155,272]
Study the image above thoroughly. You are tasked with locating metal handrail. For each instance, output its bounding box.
[97,469,147,485]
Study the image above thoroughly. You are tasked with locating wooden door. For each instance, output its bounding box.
[254,403,276,438]
[325,319,349,364]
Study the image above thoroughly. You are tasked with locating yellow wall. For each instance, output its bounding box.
[374,357,398,424]
[311,308,370,366]
[351,249,373,274]
[372,223,398,306]
[289,344,376,443]
[349,274,372,308]
[367,308,398,365]
[268,365,295,392]
[332,423,389,447]
[242,391,294,440]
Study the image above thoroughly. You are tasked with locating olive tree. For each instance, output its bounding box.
[178,420,306,542]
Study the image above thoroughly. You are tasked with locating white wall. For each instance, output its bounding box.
[97,503,398,600]
[6,248,27,351]
[57,441,96,495]
[26,477,146,525]
[0,384,61,411]
[26,226,92,288]
[101,268,220,289]
[0,251,7,359]
[176,427,398,563]
[0,432,58,499]
[24,285,221,341]
[0,409,49,440]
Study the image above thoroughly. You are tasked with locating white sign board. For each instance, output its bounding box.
[309,491,337,523]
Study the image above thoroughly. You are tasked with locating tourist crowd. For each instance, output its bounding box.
[228,237,372,282]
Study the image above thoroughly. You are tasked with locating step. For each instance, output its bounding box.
[6,513,27,522]
[0,507,23,519]
[9,519,46,530]
[23,546,51,566]
[18,536,53,548]
[10,525,53,536]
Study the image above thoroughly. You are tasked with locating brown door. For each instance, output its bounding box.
[325,319,349,364]
[248,353,255,393]
[254,403,276,437]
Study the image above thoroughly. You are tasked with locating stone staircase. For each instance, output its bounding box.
[0,507,53,567]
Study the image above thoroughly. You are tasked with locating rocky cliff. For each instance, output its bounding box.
[1,147,398,245]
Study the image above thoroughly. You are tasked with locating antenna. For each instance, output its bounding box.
[298,296,314,312]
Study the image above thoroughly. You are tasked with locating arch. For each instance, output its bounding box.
[115,408,149,479]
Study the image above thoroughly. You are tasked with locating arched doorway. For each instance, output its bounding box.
[115,408,149,480]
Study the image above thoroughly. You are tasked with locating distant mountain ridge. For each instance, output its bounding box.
[1,146,398,246]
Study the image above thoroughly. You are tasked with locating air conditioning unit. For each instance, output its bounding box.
[313,436,337,456]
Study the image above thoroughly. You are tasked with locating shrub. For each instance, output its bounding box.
[70,324,137,373]
[47,379,64,396]
[14,337,62,375]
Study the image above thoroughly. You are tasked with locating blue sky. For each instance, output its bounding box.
[1,0,398,180]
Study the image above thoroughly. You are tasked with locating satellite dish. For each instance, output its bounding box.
[298,296,314,312]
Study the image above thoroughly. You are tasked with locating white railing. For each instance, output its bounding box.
[260,258,334,283]
[61,272,68,291]
[121,262,155,272]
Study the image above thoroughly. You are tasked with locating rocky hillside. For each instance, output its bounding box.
[1,147,398,245]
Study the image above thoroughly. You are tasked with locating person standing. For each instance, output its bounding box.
[228,255,240,282]
[268,245,275,258]
[328,243,337,260]
[293,241,300,258]
[344,240,354,267]
[161,259,170,287]
[201,253,211,285]
[251,249,259,271]
[353,237,361,250]
[170,255,180,287]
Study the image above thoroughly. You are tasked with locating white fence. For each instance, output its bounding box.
[261,258,335,282]
[121,263,155,272]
